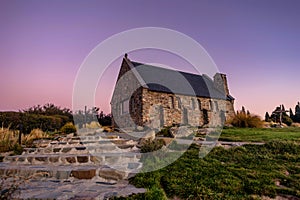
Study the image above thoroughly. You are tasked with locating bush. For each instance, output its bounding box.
[283,115,293,126]
[12,143,23,155]
[140,139,164,153]
[156,127,173,137]
[60,122,77,134]
[229,112,263,128]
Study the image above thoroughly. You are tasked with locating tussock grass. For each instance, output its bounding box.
[0,127,49,153]
[86,121,101,129]
[228,112,263,128]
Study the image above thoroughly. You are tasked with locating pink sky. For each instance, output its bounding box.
[1,1,300,118]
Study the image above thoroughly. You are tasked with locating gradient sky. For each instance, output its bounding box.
[1,0,300,117]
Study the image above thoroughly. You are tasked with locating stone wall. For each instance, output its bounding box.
[111,59,143,129]
[141,89,234,128]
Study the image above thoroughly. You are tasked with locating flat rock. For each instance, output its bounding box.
[99,167,126,181]
[71,168,96,179]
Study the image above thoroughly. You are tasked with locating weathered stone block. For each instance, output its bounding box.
[49,156,59,163]
[77,156,89,163]
[71,168,96,179]
[55,170,71,179]
[99,167,125,181]
[65,157,76,163]
[35,156,48,162]
[61,147,72,153]
[53,148,61,153]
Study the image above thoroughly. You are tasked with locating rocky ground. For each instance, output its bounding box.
[0,129,145,199]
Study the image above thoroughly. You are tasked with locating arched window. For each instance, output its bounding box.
[197,99,201,110]
[210,100,214,111]
[176,97,181,109]
[214,101,219,112]
[191,98,196,110]
[169,96,175,109]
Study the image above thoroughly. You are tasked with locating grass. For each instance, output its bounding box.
[113,141,300,200]
[0,128,50,154]
[219,127,300,142]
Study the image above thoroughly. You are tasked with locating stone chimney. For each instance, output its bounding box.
[213,73,230,96]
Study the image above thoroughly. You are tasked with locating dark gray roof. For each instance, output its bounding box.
[131,61,231,100]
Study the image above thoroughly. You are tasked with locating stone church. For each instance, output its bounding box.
[111,54,235,130]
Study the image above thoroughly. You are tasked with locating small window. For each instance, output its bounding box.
[121,99,129,115]
[210,100,214,111]
[169,96,175,109]
[191,99,196,110]
[214,101,219,112]
[131,97,135,113]
[197,99,201,110]
[176,97,181,109]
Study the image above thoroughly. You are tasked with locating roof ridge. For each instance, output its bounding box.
[131,61,207,78]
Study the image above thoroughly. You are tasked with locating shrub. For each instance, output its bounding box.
[60,122,77,134]
[140,139,164,153]
[12,143,23,155]
[156,127,173,137]
[283,115,293,126]
[229,111,263,128]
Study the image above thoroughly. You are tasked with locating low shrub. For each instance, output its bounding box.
[140,139,164,153]
[229,112,263,128]
[156,127,173,137]
[60,122,77,134]
[12,143,23,155]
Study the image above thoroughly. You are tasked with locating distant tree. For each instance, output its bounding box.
[241,106,246,114]
[97,111,112,126]
[282,115,293,126]
[23,103,73,122]
[281,104,286,112]
[265,112,270,122]
[246,110,250,116]
[296,102,300,114]
[73,107,112,128]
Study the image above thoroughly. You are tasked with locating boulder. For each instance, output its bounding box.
[99,167,126,181]
[138,130,156,147]
[175,126,193,138]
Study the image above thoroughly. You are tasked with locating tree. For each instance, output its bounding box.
[241,106,246,114]
[265,112,270,122]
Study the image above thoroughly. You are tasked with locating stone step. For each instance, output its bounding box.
[22,142,137,155]
[4,152,142,167]
[23,146,88,154]
[0,163,139,183]
[14,179,145,200]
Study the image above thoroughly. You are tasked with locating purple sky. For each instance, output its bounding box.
[1,0,300,117]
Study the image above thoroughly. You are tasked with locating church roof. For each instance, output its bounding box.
[129,60,233,100]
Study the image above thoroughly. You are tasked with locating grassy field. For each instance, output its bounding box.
[219,127,300,142]
[112,127,300,200]
[113,141,300,200]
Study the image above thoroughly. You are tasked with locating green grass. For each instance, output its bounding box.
[219,127,300,142]
[112,141,300,200]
